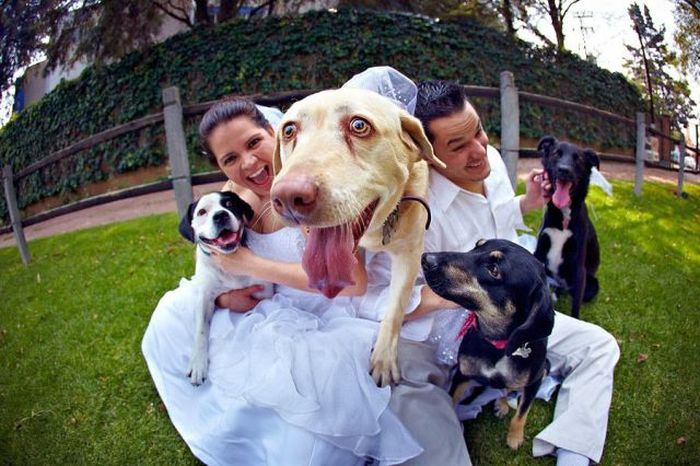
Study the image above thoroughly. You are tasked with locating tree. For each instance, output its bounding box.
[673,0,700,81]
[44,1,165,71]
[516,0,582,51]
[625,2,696,130]
[0,0,58,94]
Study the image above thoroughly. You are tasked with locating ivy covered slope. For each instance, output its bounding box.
[0,9,642,222]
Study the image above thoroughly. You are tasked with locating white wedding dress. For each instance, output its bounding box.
[142,227,421,466]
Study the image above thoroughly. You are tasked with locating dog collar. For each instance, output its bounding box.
[382,196,432,245]
[455,312,508,350]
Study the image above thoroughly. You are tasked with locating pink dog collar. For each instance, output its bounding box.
[455,312,508,350]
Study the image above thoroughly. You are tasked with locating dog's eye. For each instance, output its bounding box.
[349,117,371,136]
[224,200,232,207]
[197,208,207,216]
[282,123,297,140]
[486,264,501,279]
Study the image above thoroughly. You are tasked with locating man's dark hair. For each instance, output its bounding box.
[198,98,270,165]
[415,80,469,142]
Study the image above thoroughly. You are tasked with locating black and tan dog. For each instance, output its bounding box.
[422,239,554,449]
[534,136,601,319]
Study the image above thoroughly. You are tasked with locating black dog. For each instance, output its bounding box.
[534,136,601,319]
[422,239,554,450]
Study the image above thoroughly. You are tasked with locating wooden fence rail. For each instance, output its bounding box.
[3,72,696,263]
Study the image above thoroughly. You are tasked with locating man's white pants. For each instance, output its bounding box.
[534,311,620,463]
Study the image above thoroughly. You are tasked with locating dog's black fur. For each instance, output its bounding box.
[422,239,554,449]
[534,136,601,319]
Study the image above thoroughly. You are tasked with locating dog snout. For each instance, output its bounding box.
[271,176,319,220]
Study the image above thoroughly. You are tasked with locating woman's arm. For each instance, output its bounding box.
[214,247,368,297]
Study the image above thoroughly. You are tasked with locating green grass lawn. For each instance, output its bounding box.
[1,179,698,465]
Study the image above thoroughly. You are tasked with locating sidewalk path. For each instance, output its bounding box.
[1,160,697,248]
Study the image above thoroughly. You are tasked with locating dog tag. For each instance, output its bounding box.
[382,205,400,245]
[512,343,531,359]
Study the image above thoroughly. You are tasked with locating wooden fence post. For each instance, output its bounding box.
[634,112,645,197]
[2,165,31,264]
[500,71,519,189]
[678,138,685,198]
[162,86,193,220]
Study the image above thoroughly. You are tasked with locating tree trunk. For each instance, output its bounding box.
[219,0,236,22]
[500,0,516,36]
[547,0,565,51]
[194,0,210,25]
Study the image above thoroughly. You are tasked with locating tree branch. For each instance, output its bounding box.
[561,0,582,19]
[150,0,193,27]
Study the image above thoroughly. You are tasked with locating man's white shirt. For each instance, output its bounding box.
[353,146,529,341]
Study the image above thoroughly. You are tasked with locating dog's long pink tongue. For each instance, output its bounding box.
[302,225,357,299]
[552,180,572,209]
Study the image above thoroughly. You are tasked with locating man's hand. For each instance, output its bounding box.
[404,286,460,321]
[215,285,265,312]
[520,168,550,214]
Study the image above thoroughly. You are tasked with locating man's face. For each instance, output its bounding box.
[428,100,490,193]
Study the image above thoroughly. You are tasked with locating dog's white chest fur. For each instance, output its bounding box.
[542,227,572,279]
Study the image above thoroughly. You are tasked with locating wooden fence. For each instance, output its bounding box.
[2,72,696,264]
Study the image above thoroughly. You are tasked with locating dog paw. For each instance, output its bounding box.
[187,352,208,386]
[506,430,525,450]
[494,397,509,418]
[369,353,400,387]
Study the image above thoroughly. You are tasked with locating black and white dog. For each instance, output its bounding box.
[422,239,554,450]
[534,136,600,319]
[179,191,274,385]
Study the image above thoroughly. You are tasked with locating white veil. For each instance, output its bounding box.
[342,66,418,115]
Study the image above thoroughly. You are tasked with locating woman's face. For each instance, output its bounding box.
[207,116,276,197]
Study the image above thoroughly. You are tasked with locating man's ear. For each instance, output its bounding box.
[178,201,198,243]
[537,136,557,158]
[400,113,446,169]
[584,149,600,170]
[505,271,555,356]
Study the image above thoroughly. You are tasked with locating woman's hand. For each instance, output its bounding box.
[215,285,266,312]
[212,246,255,271]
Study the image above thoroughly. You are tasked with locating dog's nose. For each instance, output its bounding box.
[421,253,439,270]
[556,166,574,179]
[271,176,319,219]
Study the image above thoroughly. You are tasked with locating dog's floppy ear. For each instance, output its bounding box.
[505,273,555,356]
[537,136,557,158]
[272,123,284,175]
[399,113,446,169]
[178,201,198,243]
[584,149,600,170]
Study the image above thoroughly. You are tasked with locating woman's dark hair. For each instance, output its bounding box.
[415,81,469,142]
[198,98,270,165]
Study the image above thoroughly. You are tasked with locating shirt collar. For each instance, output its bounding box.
[429,169,489,213]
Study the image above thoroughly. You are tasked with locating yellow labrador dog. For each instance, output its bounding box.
[270,88,445,386]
